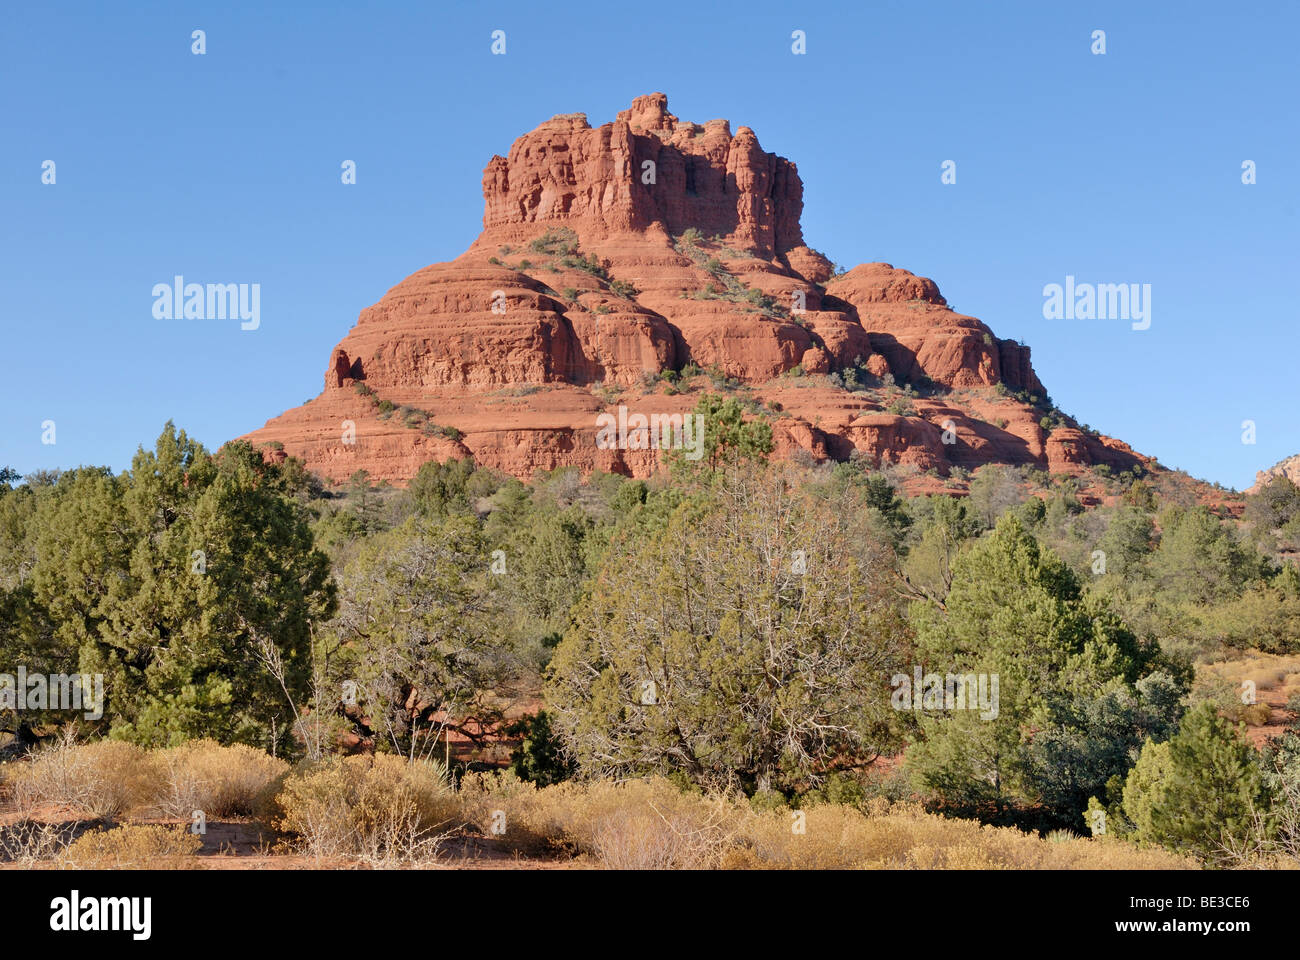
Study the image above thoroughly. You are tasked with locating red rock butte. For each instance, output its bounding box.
[241,93,1148,486]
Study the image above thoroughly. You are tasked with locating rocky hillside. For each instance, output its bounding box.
[241,93,1149,485]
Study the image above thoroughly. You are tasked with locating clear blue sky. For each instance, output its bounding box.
[3,0,1296,491]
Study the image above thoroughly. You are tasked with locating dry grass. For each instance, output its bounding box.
[1194,651,1300,729]
[3,735,289,821]
[456,773,1194,870]
[456,772,739,863]
[1,740,1201,870]
[1200,652,1300,696]
[728,798,1193,869]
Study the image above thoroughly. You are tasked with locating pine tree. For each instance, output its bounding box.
[1124,702,1272,860]
[907,514,1179,824]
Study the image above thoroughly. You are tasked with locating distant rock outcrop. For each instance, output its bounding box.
[1250,454,1300,494]
[240,94,1148,485]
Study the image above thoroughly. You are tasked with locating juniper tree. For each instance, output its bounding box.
[545,465,911,795]
[21,424,335,749]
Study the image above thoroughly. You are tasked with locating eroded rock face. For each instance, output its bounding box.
[481,93,805,259]
[239,94,1142,486]
[1250,454,1300,494]
[823,264,1043,393]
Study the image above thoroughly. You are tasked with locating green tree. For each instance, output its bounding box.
[506,710,576,786]
[346,469,385,535]
[822,463,913,550]
[668,393,774,479]
[23,425,335,749]
[514,505,594,626]
[1149,505,1267,604]
[966,464,1026,529]
[1095,504,1156,578]
[1122,703,1270,860]
[329,513,518,761]
[900,495,979,604]
[408,458,476,517]
[1245,477,1300,555]
[906,514,1175,825]
[1114,737,1172,839]
[545,465,911,795]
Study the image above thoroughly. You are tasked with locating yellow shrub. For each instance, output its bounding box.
[148,740,288,819]
[1243,703,1273,726]
[457,772,742,866]
[273,754,455,864]
[731,799,1195,870]
[61,824,201,869]
[6,737,151,819]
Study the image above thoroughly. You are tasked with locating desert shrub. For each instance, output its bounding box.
[609,278,638,299]
[61,824,201,869]
[454,770,569,855]
[456,775,1194,870]
[885,397,914,417]
[148,740,289,819]
[0,819,75,864]
[529,227,579,257]
[1241,703,1274,726]
[7,735,151,819]
[727,799,1194,870]
[1217,693,1275,726]
[799,770,869,808]
[1223,735,1300,867]
[456,772,741,867]
[588,802,736,869]
[560,252,607,280]
[272,755,455,864]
